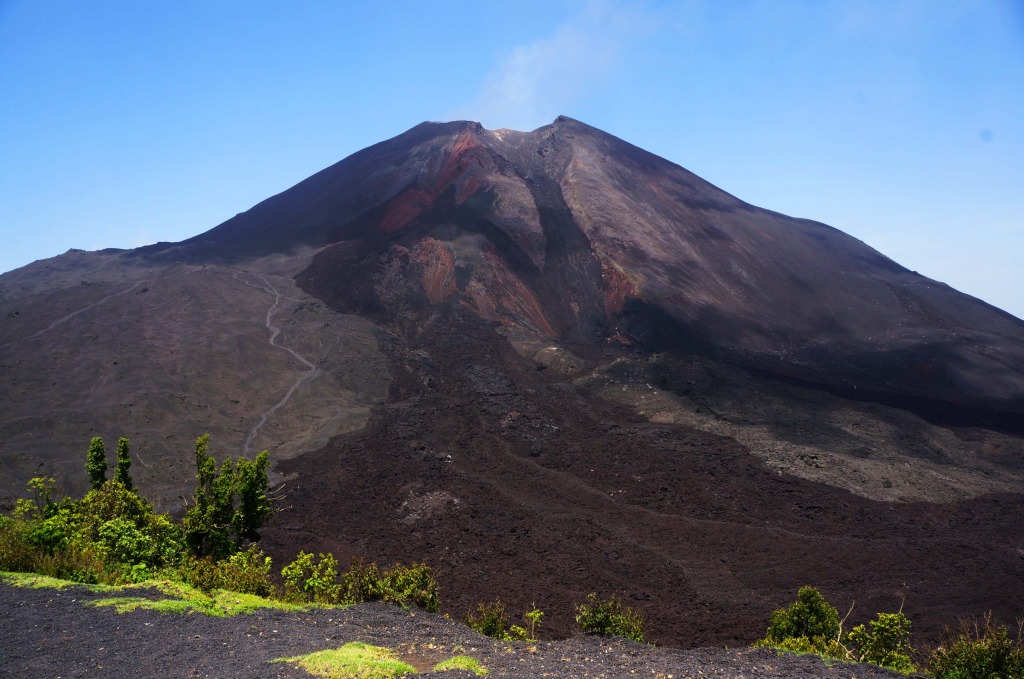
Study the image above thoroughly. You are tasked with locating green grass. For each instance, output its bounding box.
[91,580,314,616]
[3,570,314,617]
[1,571,110,591]
[433,655,488,675]
[274,642,416,678]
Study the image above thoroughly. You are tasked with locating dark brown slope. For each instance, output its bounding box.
[145,116,1024,420]
[262,303,1024,648]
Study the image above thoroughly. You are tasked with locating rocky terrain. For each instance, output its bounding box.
[0,581,910,678]
[1,116,1022,649]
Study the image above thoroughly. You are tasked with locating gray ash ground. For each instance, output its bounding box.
[1,582,910,678]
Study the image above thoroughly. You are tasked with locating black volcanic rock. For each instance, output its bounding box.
[152,116,1024,418]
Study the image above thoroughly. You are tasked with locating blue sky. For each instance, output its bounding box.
[1,0,1022,318]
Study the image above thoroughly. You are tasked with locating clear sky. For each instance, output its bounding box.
[2,0,1022,318]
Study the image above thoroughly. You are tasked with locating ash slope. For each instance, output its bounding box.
[171,115,1024,419]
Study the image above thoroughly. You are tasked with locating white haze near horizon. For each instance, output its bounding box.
[0,0,1021,320]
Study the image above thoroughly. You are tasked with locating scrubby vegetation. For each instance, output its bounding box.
[0,472,180,584]
[575,592,645,643]
[929,614,1024,678]
[464,600,543,641]
[4,434,1023,678]
[281,552,438,611]
[0,434,438,614]
[754,585,849,659]
[755,586,923,675]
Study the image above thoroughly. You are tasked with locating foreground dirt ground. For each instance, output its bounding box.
[0,582,909,678]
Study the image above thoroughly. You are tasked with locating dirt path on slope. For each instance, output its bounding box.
[232,270,321,454]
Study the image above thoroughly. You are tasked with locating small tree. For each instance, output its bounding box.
[86,437,108,490]
[232,449,271,544]
[754,586,847,659]
[182,434,272,560]
[114,437,133,491]
[763,586,840,644]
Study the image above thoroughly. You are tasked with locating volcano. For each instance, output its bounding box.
[2,117,1023,647]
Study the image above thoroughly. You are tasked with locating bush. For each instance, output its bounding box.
[337,557,383,604]
[279,553,440,610]
[575,593,645,643]
[75,480,183,577]
[381,562,438,612]
[847,612,915,673]
[766,634,849,659]
[466,600,543,641]
[175,544,275,596]
[219,544,274,597]
[466,600,513,639]
[763,586,841,645]
[1,476,181,584]
[177,555,223,592]
[754,586,846,659]
[282,551,340,603]
[0,514,38,573]
[929,616,1024,679]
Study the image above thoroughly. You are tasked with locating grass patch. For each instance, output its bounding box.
[3,571,314,617]
[433,655,488,675]
[89,580,313,616]
[274,642,416,678]
[1,571,110,591]
[89,596,193,614]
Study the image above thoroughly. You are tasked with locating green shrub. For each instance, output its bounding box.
[2,475,180,584]
[338,557,383,604]
[762,586,840,645]
[114,437,133,491]
[929,616,1024,679]
[219,544,274,597]
[282,551,340,603]
[280,553,440,610]
[381,562,439,612]
[0,514,39,573]
[176,555,222,592]
[466,600,543,641]
[523,606,544,641]
[754,586,848,659]
[847,612,915,673]
[26,504,81,554]
[173,545,274,596]
[74,480,183,578]
[15,476,60,520]
[86,437,108,491]
[766,634,849,659]
[466,600,513,639]
[575,593,645,643]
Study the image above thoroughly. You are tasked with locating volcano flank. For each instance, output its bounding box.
[2,117,1023,647]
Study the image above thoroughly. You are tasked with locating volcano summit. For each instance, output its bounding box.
[2,117,1023,646]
